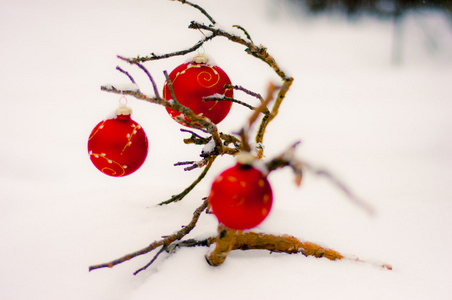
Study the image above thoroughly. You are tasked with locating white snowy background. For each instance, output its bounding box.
[1,0,452,299]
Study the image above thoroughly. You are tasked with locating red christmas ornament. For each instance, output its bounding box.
[88,105,148,177]
[208,154,273,230]
[163,54,233,126]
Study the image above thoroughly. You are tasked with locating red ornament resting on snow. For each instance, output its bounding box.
[163,54,233,126]
[87,106,148,177]
[208,153,273,230]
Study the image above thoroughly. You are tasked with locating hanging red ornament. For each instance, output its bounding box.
[87,104,148,177]
[208,153,273,230]
[163,54,233,126]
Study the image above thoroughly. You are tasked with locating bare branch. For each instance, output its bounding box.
[166,237,215,253]
[225,84,264,103]
[188,21,289,80]
[180,128,206,141]
[234,82,278,156]
[248,83,279,132]
[116,66,136,84]
[233,24,253,42]
[121,58,160,99]
[159,158,216,205]
[171,0,216,25]
[265,141,303,185]
[173,161,197,166]
[89,198,209,272]
[304,164,376,216]
[255,77,294,158]
[203,95,255,110]
[162,71,223,149]
[263,142,374,215]
[205,227,391,270]
[133,246,166,275]
[129,36,215,63]
[219,133,241,148]
[183,159,210,171]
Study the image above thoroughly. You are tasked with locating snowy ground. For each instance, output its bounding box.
[1,0,452,299]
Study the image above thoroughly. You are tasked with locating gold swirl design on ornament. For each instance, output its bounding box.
[196,66,220,88]
[89,120,106,140]
[172,64,220,89]
[89,151,126,176]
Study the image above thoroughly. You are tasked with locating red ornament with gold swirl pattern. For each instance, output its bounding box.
[87,106,148,177]
[163,54,233,126]
[208,154,273,230]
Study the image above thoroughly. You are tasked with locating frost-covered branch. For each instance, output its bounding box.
[188,21,290,81]
[264,141,303,185]
[304,164,376,216]
[225,84,264,103]
[255,77,294,156]
[116,66,136,84]
[236,82,279,157]
[88,198,209,272]
[264,142,375,215]
[232,25,253,42]
[127,36,216,63]
[158,158,216,205]
[205,226,391,270]
[124,58,160,99]
[170,0,216,25]
[203,95,255,110]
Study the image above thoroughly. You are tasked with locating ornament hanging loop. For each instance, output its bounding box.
[197,44,206,55]
[119,96,128,106]
[193,44,208,64]
[116,96,132,116]
[193,29,208,63]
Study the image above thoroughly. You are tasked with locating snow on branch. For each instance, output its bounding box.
[89,197,209,273]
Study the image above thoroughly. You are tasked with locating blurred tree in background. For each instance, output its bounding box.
[281,0,451,18]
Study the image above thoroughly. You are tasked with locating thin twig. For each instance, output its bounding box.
[122,58,160,99]
[133,246,166,275]
[304,164,375,216]
[171,0,216,25]
[236,82,278,155]
[219,133,241,148]
[129,35,215,63]
[203,96,255,110]
[265,141,303,185]
[181,128,211,145]
[183,159,209,171]
[116,66,136,84]
[180,128,206,140]
[233,24,253,42]
[89,198,209,272]
[163,70,179,105]
[174,161,197,166]
[166,237,215,253]
[225,84,264,103]
[255,77,294,158]
[159,158,216,205]
[188,21,289,80]
[248,83,278,130]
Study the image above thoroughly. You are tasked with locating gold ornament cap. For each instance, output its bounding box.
[116,105,132,116]
[193,53,209,64]
[236,151,255,166]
